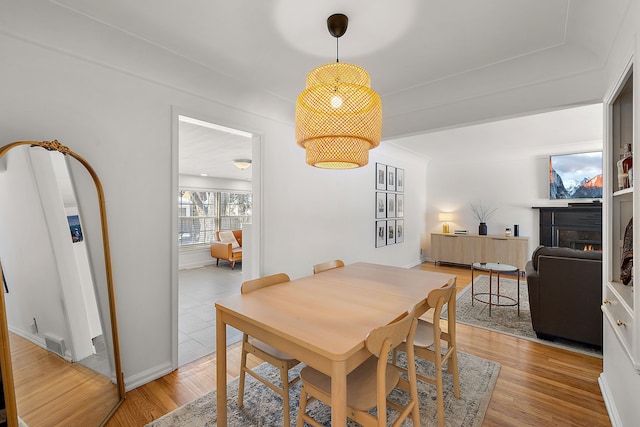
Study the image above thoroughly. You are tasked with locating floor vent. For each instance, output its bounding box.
[44,333,66,357]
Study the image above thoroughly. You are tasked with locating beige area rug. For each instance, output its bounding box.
[448,275,602,357]
[146,351,500,427]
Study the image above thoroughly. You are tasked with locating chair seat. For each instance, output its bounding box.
[413,319,436,348]
[299,356,400,411]
[250,338,297,361]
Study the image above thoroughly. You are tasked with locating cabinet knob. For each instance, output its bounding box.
[617,320,628,327]
[603,299,611,305]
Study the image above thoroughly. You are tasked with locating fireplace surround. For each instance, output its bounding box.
[533,204,602,250]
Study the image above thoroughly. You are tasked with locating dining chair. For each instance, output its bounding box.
[237,273,300,427]
[312,259,345,274]
[393,277,459,427]
[296,309,420,427]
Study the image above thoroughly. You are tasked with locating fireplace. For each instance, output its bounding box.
[533,204,602,251]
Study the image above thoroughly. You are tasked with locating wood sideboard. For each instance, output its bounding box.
[431,233,530,270]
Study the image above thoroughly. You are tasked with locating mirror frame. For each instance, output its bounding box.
[0,140,125,426]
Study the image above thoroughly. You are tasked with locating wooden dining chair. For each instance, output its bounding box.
[237,273,300,427]
[312,259,345,274]
[296,309,420,427]
[393,278,459,427]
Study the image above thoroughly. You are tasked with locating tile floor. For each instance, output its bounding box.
[178,262,243,366]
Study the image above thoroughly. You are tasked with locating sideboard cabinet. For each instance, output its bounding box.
[431,233,530,270]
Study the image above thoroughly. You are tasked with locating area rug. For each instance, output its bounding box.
[146,351,500,427]
[448,275,602,356]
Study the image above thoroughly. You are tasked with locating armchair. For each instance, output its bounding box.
[210,230,242,269]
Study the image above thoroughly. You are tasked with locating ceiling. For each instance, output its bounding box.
[51,0,629,176]
[178,117,252,180]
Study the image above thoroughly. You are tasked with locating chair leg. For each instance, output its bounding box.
[216,258,219,266]
[450,349,461,398]
[231,260,235,270]
[435,355,445,427]
[280,365,290,427]
[237,335,249,408]
[296,385,309,427]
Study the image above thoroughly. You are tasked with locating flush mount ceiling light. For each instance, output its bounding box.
[233,159,252,170]
[295,13,382,169]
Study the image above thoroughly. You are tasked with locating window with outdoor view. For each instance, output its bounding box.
[178,189,252,247]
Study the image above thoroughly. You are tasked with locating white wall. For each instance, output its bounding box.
[0,5,427,389]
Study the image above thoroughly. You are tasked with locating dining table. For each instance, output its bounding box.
[214,262,456,427]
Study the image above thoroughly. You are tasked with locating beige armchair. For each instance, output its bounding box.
[210,230,242,269]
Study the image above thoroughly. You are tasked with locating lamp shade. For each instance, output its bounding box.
[438,212,453,222]
[296,62,382,169]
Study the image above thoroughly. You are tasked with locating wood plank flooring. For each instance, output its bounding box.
[104,263,609,425]
[9,333,121,426]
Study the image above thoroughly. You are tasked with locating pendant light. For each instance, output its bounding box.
[295,13,382,169]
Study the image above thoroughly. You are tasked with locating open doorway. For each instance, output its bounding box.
[176,115,253,366]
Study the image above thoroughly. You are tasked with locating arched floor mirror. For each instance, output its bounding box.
[0,140,125,426]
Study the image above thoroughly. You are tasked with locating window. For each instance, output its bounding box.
[220,192,252,230]
[178,189,252,247]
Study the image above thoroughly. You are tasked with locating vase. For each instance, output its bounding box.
[479,222,487,235]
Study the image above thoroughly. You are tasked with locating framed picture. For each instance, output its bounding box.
[396,194,404,218]
[386,193,396,218]
[387,220,396,244]
[396,168,405,192]
[396,219,404,243]
[386,166,396,191]
[67,215,83,243]
[375,220,387,247]
[376,192,387,219]
[376,163,387,190]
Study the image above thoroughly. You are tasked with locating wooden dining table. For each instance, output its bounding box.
[214,262,456,427]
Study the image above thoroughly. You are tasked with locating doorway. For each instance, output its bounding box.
[176,115,254,366]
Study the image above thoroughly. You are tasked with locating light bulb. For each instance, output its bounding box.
[331,95,343,108]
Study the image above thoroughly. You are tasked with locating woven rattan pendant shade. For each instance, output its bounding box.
[295,61,382,169]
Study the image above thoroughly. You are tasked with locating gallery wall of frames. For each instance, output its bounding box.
[375,163,404,247]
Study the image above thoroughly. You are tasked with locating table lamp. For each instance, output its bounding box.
[439,212,453,233]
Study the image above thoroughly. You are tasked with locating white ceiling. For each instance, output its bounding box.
[178,118,252,180]
[50,0,628,175]
[392,103,604,161]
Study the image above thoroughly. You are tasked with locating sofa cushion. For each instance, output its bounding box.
[531,245,602,270]
[218,230,240,249]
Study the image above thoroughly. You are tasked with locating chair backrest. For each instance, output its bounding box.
[365,308,419,426]
[427,277,456,339]
[241,273,290,294]
[312,259,345,274]
[365,308,418,357]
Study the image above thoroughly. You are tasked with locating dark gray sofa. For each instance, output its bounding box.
[525,246,603,347]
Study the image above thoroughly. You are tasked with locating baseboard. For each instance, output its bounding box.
[124,361,173,392]
[598,373,621,427]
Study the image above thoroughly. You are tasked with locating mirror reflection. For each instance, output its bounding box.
[0,141,124,426]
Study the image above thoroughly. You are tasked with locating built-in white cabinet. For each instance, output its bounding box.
[431,233,529,271]
[601,55,640,427]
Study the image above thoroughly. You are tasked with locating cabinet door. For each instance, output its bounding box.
[474,237,502,264]
[431,234,474,265]
[474,237,528,270]
[499,239,528,270]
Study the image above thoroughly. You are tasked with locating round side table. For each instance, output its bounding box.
[471,262,520,316]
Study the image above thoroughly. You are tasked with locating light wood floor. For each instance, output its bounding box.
[9,333,121,426]
[105,262,610,427]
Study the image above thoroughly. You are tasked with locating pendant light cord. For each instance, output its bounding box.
[336,37,340,63]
